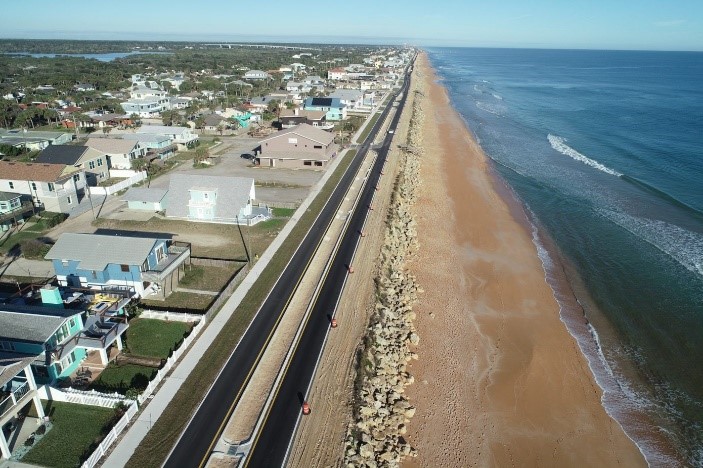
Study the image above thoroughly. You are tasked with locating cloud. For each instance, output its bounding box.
[654,19,685,27]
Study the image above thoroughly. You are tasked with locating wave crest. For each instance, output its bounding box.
[548,134,622,177]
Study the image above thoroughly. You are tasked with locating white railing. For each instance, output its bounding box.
[81,401,138,468]
[140,309,203,323]
[136,317,206,405]
[38,385,130,409]
[0,381,30,418]
[89,171,147,196]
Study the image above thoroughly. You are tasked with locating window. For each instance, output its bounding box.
[304,161,312,166]
[73,174,80,183]
[314,145,322,149]
[97,158,103,167]
[89,161,95,169]
[69,318,76,328]
[0,341,16,351]
[61,260,69,267]
[31,182,37,191]
[47,183,55,192]
[67,196,72,205]
[315,161,323,166]
[121,264,130,272]
[8,182,13,189]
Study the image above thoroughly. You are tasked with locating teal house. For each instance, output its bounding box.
[0,286,129,384]
[0,191,33,232]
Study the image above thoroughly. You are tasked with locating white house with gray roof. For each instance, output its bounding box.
[166,174,269,225]
[85,137,145,170]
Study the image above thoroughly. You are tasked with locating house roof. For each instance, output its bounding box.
[122,187,168,203]
[0,191,21,202]
[136,125,190,136]
[279,109,326,121]
[203,114,225,127]
[259,123,334,146]
[0,351,38,388]
[45,233,163,270]
[86,137,139,154]
[305,97,343,108]
[0,161,70,182]
[35,144,88,165]
[328,89,364,101]
[120,134,170,144]
[166,174,254,222]
[0,305,81,344]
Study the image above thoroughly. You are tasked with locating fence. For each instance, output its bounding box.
[204,263,251,321]
[81,401,138,468]
[90,171,147,196]
[38,385,131,408]
[136,317,207,405]
[140,309,203,323]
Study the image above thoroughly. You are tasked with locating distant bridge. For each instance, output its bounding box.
[204,43,322,51]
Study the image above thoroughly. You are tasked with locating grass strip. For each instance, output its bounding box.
[357,114,381,143]
[126,149,357,468]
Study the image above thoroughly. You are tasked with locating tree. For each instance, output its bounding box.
[194,145,209,164]
[194,115,206,129]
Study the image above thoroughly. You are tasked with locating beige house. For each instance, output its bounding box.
[258,124,338,170]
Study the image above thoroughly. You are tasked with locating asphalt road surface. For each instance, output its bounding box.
[243,69,413,467]
[163,63,413,468]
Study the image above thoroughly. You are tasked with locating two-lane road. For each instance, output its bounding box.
[243,72,412,467]
[163,68,411,468]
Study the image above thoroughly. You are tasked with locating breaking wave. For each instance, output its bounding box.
[548,134,622,177]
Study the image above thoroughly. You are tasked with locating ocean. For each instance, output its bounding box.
[426,47,703,466]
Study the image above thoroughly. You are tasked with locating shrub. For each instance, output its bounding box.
[38,211,67,228]
[20,239,50,259]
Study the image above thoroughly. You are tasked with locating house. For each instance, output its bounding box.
[120,133,177,161]
[327,67,347,80]
[278,109,330,129]
[166,174,268,225]
[0,286,130,386]
[202,114,226,132]
[35,145,107,185]
[243,70,271,80]
[303,97,347,121]
[0,161,86,214]
[0,350,45,459]
[0,192,33,232]
[328,89,366,110]
[45,233,191,299]
[121,187,168,211]
[120,98,168,118]
[136,125,198,150]
[258,123,338,170]
[74,83,95,92]
[85,138,144,170]
[0,129,73,151]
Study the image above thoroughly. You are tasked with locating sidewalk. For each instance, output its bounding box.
[103,145,354,467]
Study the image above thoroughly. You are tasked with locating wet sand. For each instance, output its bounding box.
[403,52,647,467]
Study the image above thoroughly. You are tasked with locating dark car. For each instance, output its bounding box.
[240,153,254,159]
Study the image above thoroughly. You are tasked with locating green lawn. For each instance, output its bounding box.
[272,207,296,217]
[140,291,214,312]
[90,363,156,393]
[178,264,242,292]
[126,318,192,359]
[23,401,116,468]
[358,113,381,142]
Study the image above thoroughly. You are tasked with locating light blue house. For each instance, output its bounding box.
[303,97,347,121]
[0,192,33,232]
[45,233,191,299]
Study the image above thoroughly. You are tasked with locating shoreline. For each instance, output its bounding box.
[403,52,647,467]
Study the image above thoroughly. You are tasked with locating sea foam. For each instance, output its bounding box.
[548,134,622,177]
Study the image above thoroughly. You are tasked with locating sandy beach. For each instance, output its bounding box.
[402,53,647,467]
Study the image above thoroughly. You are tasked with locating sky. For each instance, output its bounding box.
[1,0,702,51]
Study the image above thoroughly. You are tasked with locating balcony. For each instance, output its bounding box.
[0,200,34,223]
[0,381,31,420]
[141,242,191,283]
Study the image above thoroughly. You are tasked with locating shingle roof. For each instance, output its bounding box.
[136,125,190,136]
[45,233,162,270]
[86,138,139,154]
[35,144,88,165]
[0,161,69,182]
[0,305,81,344]
[166,174,254,222]
[0,351,38,388]
[122,187,168,203]
[0,191,21,202]
[259,123,334,146]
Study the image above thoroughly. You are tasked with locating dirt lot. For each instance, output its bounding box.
[145,135,324,205]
